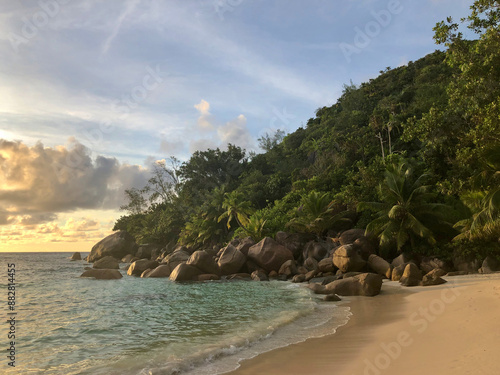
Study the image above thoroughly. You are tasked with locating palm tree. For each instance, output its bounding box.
[358,161,451,251]
[218,191,255,231]
[287,191,353,236]
[454,145,500,241]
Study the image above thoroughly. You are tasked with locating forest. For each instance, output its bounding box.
[114,0,500,263]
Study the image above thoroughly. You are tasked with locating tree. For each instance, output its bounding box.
[218,190,255,231]
[358,161,452,252]
[258,129,286,152]
[287,191,353,237]
[454,144,500,241]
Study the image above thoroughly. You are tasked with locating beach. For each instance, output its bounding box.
[229,273,500,375]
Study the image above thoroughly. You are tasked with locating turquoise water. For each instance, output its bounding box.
[0,252,350,374]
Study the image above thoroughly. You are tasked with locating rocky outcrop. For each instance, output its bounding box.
[163,249,191,270]
[218,245,247,275]
[318,258,336,273]
[368,254,392,279]
[391,253,414,268]
[324,294,342,302]
[400,263,422,287]
[332,245,366,273]
[420,256,451,274]
[127,259,159,276]
[70,252,82,261]
[339,229,366,246]
[248,237,294,273]
[187,250,220,275]
[143,264,172,278]
[227,273,252,281]
[93,256,119,269]
[275,231,315,259]
[198,274,221,281]
[309,273,383,296]
[303,241,328,262]
[80,269,122,279]
[251,270,269,281]
[304,257,319,272]
[391,263,407,281]
[236,237,256,256]
[422,272,447,286]
[135,244,161,260]
[292,274,306,283]
[121,254,138,263]
[479,256,500,274]
[453,253,481,274]
[88,231,137,262]
[169,263,203,281]
[278,259,298,278]
[353,237,376,260]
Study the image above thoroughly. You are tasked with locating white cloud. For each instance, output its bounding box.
[194,99,215,130]
[217,114,254,150]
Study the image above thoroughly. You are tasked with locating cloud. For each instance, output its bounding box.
[217,114,254,150]
[0,138,151,227]
[188,100,255,152]
[194,99,215,130]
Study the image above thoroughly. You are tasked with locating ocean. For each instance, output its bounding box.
[0,252,350,375]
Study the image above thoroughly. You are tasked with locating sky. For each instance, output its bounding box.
[0,0,474,252]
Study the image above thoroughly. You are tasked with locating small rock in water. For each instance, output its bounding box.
[324,294,342,302]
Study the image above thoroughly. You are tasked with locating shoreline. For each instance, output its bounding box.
[227,273,500,375]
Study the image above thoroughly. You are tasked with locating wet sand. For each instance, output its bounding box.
[228,273,500,375]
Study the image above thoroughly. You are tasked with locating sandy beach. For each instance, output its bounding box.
[228,273,500,375]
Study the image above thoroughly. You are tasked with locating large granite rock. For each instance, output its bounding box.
[422,272,447,286]
[275,231,315,259]
[453,253,481,274]
[80,269,122,280]
[420,256,451,274]
[143,264,172,278]
[279,259,298,278]
[251,270,269,281]
[479,256,500,274]
[88,231,137,263]
[248,237,294,273]
[169,263,203,281]
[304,257,319,272]
[310,273,383,296]
[127,259,159,276]
[218,245,247,275]
[400,263,422,287]
[391,253,414,268]
[70,252,82,261]
[163,250,191,270]
[135,244,161,260]
[339,229,366,246]
[198,274,220,281]
[368,254,392,279]
[332,245,366,273]
[236,237,256,256]
[93,256,119,269]
[318,258,336,273]
[187,250,220,275]
[391,263,407,281]
[303,241,328,262]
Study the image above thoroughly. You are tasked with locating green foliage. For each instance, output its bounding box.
[358,160,453,252]
[113,1,500,259]
[287,191,353,236]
